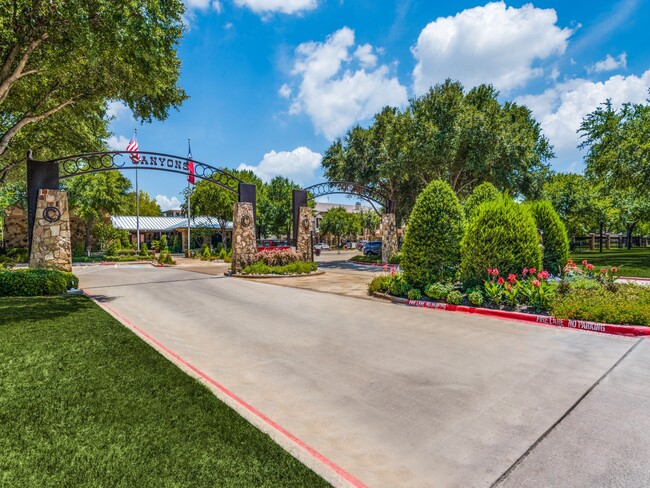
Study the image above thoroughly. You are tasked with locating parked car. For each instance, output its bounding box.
[343,240,357,250]
[313,242,330,250]
[363,241,382,256]
[257,240,291,252]
[356,240,368,251]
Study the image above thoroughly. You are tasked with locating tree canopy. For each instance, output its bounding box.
[122,191,162,217]
[0,0,187,184]
[319,207,361,245]
[322,79,553,224]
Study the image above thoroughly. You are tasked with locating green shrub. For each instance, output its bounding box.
[388,252,401,265]
[460,198,542,287]
[368,275,392,294]
[151,239,160,252]
[526,200,569,275]
[160,235,169,253]
[350,255,381,263]
[407,288,422,300]
[107,240,121,256]
[0,269,78,296]
[201,244,212,260]
[241,261,317,275]
[463,182,501,219]
[172,234,182,253]
[551,284,650,326]
[157,251,176,265]
[446,290,463,305]
[401,180,465,289]
[387,273,411,297]
[6,247,29,263]
[218,248,227,259]
[72,242,86,257]
[424,282,454,300]
[215,242,224,254]
[139,243,149,257]
[467,289,484,306]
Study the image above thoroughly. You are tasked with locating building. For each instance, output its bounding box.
[111,215,232,250]
[162,209,183,217]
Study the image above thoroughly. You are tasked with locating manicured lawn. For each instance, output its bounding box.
[570,248,650,278]
[0,296,328,487]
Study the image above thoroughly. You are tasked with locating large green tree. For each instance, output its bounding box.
[122,191,162,217]
[319,207,361,246]
[322,79,553,224]
[0,0,187,184]
[258,176,300,239]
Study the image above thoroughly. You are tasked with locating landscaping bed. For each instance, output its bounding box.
[570,248,650,279]
[0,296,327,487]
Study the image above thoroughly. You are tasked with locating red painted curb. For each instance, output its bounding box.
[349,261,399,268]
[404,298,650,337]
[620,276,650,282]
[81,290,367,488]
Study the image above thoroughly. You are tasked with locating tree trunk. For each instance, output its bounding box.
[599,225,603,253]
[627,223,636,250]
[85,223,91,252]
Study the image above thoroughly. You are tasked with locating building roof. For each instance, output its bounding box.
[314,202,373,214]
[111,216,232,231]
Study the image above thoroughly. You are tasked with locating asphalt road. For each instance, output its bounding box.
[77,265,650,488]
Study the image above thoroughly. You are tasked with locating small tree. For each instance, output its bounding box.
[463,182,501,219]
[401,180,465,288]
[319,207,361,245]
[461,198,542,287]
[526,200,570,274]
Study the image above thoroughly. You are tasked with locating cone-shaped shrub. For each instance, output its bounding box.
[460,198,542,287]
[463,182,501,219]
[401,180,465,288]
[526,200,569,275]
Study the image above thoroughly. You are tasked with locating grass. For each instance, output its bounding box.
[570,247,650,278]
[0,296,328,487]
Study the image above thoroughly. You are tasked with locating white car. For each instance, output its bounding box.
[313,242,330,250]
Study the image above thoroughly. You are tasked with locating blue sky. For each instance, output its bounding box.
[107,0,650,210]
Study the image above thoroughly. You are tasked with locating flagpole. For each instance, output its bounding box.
[135,129,140,252]
[187,138,191,252]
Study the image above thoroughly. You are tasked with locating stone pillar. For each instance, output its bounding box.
[2,206,28,249]
[29,189,72,272]
[381,213,398,264]
[296,206,312,261]
[231,202,257,274]
[589,233,595,251]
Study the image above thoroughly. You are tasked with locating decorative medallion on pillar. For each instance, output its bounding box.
[29,189,72,272]
[231,202,257,274]
[381,213,398,264]
[297,206,312,261]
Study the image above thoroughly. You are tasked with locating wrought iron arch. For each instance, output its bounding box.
[46,150,243,193]
[302,181,394,215]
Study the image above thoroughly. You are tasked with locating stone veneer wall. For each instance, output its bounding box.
[296,206,312,261]
[2,206,28,249]
[29,189,72,272]
[381,213,398,264]
[231,202,257,274]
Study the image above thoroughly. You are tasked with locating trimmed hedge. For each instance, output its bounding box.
[526,200,569,275]
[463,182,501,219]
[0,269,78,296]
[241,261,317,275]
[460,198,542,287]
[401,180,465,289]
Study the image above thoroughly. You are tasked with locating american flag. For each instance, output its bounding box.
[187,140,195,185]
[126,132,140,163]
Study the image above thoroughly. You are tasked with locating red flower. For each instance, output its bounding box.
[391,267,396,276]
[522,268,528,276]
[587,263,594,271]
[506,283,512,291]
[508,273,517,284]
[487,267,493,275]
[537,270,549,280]
[532,279,541,287]
[600,268,608,274]
[529,268,537,275]
[497,277,505,285]
[492,268,499,276]
[567,259,573,264]
[611,267,618,273]
[582,260,588,266]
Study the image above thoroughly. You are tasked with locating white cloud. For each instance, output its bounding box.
[106,135,130,151]
[238,147,322,184]
[184,0,222,11]
[233,0,316,15]
[287,27,408,139]
[106,101,132,121]
[517,69,650,168]
[354,44,377,68]
[278,83,292,98]
[412,2,572,94]
[587,53,627,73]
[155,195,182,211]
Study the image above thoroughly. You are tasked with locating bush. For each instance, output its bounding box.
[172,234,182,253]
[72,242,85,258]
[241,261,317,275]
[157,251,176,265]
[401,180,465,289]
[407,288,422,300]
[551,284,650,326]
[201,244,212,260]
[467,289,484,306]
[107,240,121,256]
[139,242,149,257]
[460,198,542,287]
[0,269,78,296]
[0,255,16,269]
[215,242,224,254]
[424,282,455,300]
[446,290,463,305]
[160,235,169,253]
[257,249,302,266]
[463,182,501,219]
[218,248,227,259]
[6,247,29,263]
[387,273,411,297]
[350,255,381,263]
[526,200,569,276]
[388,252,402,265]
[368,275,392,294]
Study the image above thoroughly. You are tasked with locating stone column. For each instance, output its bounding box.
[29,189,72,272]
[231,202,257,274]
[2,206,28,249]
[381,213,398,264]
[589,233,595,251]
[296,206,312,261]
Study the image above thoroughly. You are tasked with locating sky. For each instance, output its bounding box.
[107,0,650,210]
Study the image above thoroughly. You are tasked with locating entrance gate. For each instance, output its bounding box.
[26,150,257,273]
[292,181,397,264]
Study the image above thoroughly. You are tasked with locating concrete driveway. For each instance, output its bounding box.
[77,265,649,488]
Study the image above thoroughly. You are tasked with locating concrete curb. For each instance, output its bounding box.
[80,290,365,488]
[371,292,650,338]
[348,261,399,268]
[234,271,325,279]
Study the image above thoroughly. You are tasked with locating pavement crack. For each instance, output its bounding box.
[490,337,645,487]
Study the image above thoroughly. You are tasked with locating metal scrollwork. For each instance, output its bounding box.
[240,214,252,228]
[43,206,61,223]
[301,181,391,216]
[301,218,310,230]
